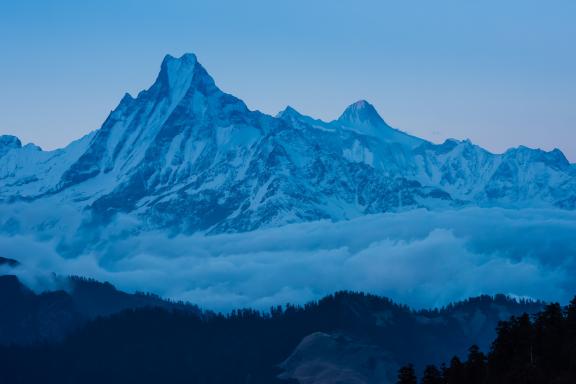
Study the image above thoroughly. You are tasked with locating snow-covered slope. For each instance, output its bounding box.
[1,53,574,240]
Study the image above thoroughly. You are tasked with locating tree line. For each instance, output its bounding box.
[397,298,576,384]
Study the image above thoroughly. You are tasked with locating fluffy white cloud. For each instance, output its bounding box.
[1,207,575,311]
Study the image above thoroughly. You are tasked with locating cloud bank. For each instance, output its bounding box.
[1,207,575,311]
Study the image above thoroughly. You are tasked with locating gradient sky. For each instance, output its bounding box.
[1,0,575,160]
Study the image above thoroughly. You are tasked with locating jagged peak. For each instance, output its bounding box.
[114,92,135,112]
[157,53,199,90]
[23,143,42,151]
[122,52,220,112]
[145,53,218,102]
[160,53,198,72]
[504,145,570,167]
[348,99,372,109]
[335,100,426,147]
[276,105,304,119]
[120,92,134,103]
[550,148,571,165]
[0,135,43,156]
[0,135,22,157]
[0,134,22,148]
[337,100,388,127]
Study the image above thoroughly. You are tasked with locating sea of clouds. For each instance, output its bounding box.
[1,207,575,311]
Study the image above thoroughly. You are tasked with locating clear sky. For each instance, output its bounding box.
[1,0,575,160]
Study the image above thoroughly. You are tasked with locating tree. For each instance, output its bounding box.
[399,297,576,384]
[445,356,465,384]
[421,364,444,384]
[487,314,534,383]
[465,345,486,384]
[567,298,576,377]
[397,364,418,384]
[534,303,566,374]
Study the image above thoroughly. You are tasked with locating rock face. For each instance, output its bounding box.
[278,332,397,384]
[0,53,574,239]
[277,292,544,384]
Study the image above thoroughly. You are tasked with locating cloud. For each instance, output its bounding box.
[1,207,575,311]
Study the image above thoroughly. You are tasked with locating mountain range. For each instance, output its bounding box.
[1,53,575,242]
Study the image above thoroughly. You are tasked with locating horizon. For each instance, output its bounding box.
[1,1,575,160]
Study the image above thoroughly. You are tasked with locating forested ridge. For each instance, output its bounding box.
[397,298,576,384]
[0,275,550,384]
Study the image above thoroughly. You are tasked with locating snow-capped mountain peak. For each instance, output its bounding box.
[156,53,200,94]
[138,52,219,108]
[338,100,388,127]
[276,106,303,119]
[0,52,575,242]
[335,100,425,148]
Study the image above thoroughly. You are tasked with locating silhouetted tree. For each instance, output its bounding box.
[464,345,486,384]
[421,364,444,384]
[397,364,418,384]
[566,297,576,377]
[412,298,576,384]
[445,356,466,384]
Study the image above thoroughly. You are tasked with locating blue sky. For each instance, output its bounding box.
[1,0,575,160]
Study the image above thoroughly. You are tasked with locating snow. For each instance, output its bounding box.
[343,140,375,167]
[1,52,575,239]
[335,101,426,149]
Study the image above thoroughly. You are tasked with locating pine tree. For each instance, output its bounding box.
[567,298,576,376]
[465,345,486,384]
[421,364,444,384]
[397,363,418,384]
[534,303,565,375]
[445,356,465,384]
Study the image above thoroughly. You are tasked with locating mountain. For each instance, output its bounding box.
[0,53,574,244]
[0,274,200,344]
[0,273,544,383]
[336,99,425,148]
